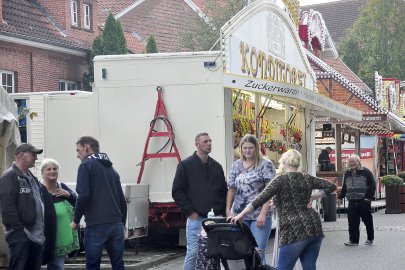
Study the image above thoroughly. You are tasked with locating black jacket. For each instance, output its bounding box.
[74,153,127,227]
[172,153,227,217]
[0,164,56,264]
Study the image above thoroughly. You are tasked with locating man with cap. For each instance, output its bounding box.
[0,143,56,270]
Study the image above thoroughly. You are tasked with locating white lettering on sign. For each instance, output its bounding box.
[330,149,373,163]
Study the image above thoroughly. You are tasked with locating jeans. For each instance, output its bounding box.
[347,200,374,243]
[46,255,65,270]
[277,236,323,270]
[5,229,43,270]
[85,223,125,270]
[243,216,272,264]
[183,216,204,270]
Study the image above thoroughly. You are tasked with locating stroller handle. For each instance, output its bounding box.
[202,217,246,233]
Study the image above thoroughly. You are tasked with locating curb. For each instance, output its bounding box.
[63,251,185,270]
[128,251,185,270]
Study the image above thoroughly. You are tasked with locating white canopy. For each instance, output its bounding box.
[0,87,20,174]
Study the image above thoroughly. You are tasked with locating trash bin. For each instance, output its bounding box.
[322,192,336,222]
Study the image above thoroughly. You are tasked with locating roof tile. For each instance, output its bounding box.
[301,0,368,45]
[0,0,89,51]
[118,0,200,52]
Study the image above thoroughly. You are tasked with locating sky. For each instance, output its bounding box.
[299,0,338,6]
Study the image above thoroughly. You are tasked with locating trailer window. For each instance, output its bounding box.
[15,99,27,143]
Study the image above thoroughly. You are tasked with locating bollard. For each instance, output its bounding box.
[322,192,337,222]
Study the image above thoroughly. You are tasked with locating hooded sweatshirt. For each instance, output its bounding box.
[73,153,127,227]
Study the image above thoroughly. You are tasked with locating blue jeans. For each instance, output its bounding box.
[183,216,204,270]
[277,236,323,270]
[46,255,65,270]
[243,216,272,264]
[85,223,125,270]
[5,229,43,270]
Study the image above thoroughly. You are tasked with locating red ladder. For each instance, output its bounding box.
[137,86,181,183]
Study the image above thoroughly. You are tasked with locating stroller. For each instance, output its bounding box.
[202,217,275,270]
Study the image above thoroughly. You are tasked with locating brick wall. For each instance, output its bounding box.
[36,0,99,48]
[317,78,375,113]
[0,41,87,93]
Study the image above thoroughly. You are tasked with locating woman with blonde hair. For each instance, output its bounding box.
[40,158,79,270]
[230,149,336,270]
[226,134,276,264]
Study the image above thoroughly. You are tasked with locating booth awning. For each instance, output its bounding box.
[344,112,405,136]
[223,73,362,121]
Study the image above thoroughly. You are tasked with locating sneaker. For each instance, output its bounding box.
[365,240,373,245]
[344,241,358,246]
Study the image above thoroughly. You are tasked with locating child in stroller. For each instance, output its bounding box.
[197,217,275,270]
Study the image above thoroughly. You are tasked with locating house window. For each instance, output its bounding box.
[71,0,78,26]
[59,80,77,91]
[83,4,91,29]
[0,70,14,93]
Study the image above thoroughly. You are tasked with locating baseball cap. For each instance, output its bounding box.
[15,143,43,155]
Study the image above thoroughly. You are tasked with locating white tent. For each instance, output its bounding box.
[0,86,20,266]
[0,86,20,175]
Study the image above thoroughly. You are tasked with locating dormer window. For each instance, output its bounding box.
[83,4,91,29]
[71,0,78,26]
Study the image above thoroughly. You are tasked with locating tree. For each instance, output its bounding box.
[146,35,158,53]
[180,0,246,51]
[339,0,405,89]
[83,13,127,90]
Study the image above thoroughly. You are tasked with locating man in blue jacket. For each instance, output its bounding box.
[172,132,227,270]
[71,136,127,270]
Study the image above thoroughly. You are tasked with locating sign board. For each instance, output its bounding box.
[322,129,334,138]
[315,137,335,144]
[220,1,362,121]
[330,149,373,163]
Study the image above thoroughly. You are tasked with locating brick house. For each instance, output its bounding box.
[0,0,100,94]
[98,0,226,53]
[0,0,223,94]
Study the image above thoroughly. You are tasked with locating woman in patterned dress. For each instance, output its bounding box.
[40,158,80,270]
[230,149,336,270]
[226,134,276,264]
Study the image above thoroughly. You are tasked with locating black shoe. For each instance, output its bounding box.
[365,240,373,245]
[344,241,358,246]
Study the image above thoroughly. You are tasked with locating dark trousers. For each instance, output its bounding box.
[5,229,43,270]
[347,200,374,243]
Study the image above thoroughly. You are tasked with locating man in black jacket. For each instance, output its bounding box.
[338,155,376,246]
[71,136,127,270]
[318,147,332,171]
[172,132,227,270]
[0,143,55,270]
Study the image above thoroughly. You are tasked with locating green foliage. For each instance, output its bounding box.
[102,13,127,55]
[146,35,158,53]
[397,171,405,181]
[180,0,246,51]
[339,0,405,89]
[381,175,404,186]
[83,13,127,90]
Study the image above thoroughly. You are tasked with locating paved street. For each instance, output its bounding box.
[140,208,405,270]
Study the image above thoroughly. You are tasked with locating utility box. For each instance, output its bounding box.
[125,184,149,238]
